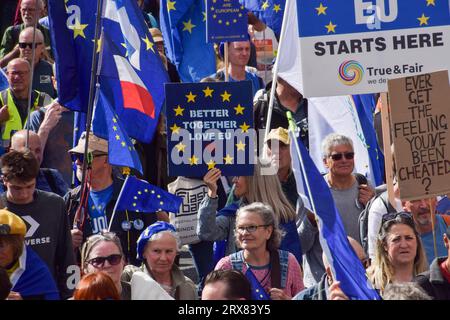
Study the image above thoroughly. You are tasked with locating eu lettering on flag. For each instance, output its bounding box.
[160,0,216,82]
[206,0,248,43]
[115,175,183,213]
[92,87,143,175]
[288,118,380,300]
[165,81,254,177]
[288,0,450,97]
[48,0,97,112]
[100,0,169,143]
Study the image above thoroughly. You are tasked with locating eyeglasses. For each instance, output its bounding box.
[381,212,413,225]
[329,152,355,161]
[236,224,270,234]
[71,152,107,163]
[87,254,123,268]
[18,42,42,49]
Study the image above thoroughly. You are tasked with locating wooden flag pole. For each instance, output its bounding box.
[224,42,229,82]
[380,93,396,208]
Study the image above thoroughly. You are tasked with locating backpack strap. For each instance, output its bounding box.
[379,191,396,213]
[269,249,281,289]
[230,251,244,272]
[278,249,289,289]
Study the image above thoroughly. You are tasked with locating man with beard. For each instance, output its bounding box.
[403,198,450,266]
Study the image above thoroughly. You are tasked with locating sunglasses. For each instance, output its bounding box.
[71,152,107,163]
[18,42,42,49]
[87,254,122,268]
[329,152,355,161]
[236,224,270,234]
[381,212,413,225]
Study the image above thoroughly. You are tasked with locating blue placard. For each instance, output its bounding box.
[297,0,450,37]
[206,0,248,43]
[165,81,255,177]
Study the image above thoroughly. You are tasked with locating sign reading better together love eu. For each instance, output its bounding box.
[295,0,450,97]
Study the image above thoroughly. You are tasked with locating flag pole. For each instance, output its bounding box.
[224,42,229,82]
[262,0,290,157]
[108,174,130,231]
[24,0,41,148]
[79,0,104,200]
[429,198,438,261]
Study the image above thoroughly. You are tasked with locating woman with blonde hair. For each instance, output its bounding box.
[367,212,428,295]
[198,162,301,265]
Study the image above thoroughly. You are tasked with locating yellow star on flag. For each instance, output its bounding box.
[202,12,206,22]
[142,35,155,52]
[315,3,327,15]
[189,155,199,165]
[170,123,181,134]
[236,141,246,151]
[112,125,117,131]
[417,14,430,26]
[115,134,120,140]
[121,141,126,147]
[426,0,435,6]
[112,118,117,123]
[261,0,270,10]
[273,4,281,13]
[325,21,337,33]
[182,19,196,33]
[174,105,184,116]
[70,18,88,39]
[239,122,250,133]
[186,91,197,103]
[221,91,231,102]
[234,104,245,115]
[175,142,186,152]
[206,159,216,170]
[203,86,214,97]
[224,154,233,164]
[92,37,102,53]
[167,0,176,11]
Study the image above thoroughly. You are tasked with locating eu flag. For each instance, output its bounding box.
[240,0,286,38]
[0,68,8,91]
[100,0,170,143]
[160,0,216,82]
[115,175,183,213]
[91,88,143,174]
[288,118,381,300]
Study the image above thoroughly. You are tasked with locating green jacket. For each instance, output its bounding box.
[0,23,52,58]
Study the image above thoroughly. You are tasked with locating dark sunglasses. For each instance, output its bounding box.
[329,152,355,161]
[87,254,122,268]
[71,152,107,162]
[381,212,413,224]
[18,42,42,49]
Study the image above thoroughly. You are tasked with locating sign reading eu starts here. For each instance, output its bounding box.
[294,0,450,97]
[206,0,248,43]
[165,81,254,177]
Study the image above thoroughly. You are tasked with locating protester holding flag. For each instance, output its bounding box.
[0,208,59,300]
[122,222,197,300]
[65,132,158,266]
[198,163,302,265]
[80,231,130,300]
[367,212,428,295]
[215,202,303,300]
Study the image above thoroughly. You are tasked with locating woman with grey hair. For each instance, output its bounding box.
[215,202,304,300]
[122,222,197,300]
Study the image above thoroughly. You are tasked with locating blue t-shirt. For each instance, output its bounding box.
[228,71,264,98]
[88,185,114,234]
[420,215,448,266]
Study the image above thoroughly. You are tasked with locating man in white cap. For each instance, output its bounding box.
[65,131,161,266]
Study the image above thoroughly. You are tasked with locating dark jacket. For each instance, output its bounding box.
[64,177,157,266]
[415,257,450,300]
[293,273,328,300]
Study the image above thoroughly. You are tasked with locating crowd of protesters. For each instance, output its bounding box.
[1,0,449,301]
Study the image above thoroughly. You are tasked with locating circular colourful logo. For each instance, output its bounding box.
[338,60,364,86]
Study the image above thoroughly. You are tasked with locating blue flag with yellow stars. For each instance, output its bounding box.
[206,0,248,43]
[240,0,285,38]
[245,268,271,300]
[160,0,216,82]
[115,175,183,213]
[100,0,169,143]
[165,81,254,177]
[91,87,143,175]
[48,0,97,112]
[0,68,8,91]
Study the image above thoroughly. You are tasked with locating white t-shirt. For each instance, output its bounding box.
[252,26,278,84]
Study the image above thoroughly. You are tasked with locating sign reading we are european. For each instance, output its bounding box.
[295,0,450,97]
[165,81,254,177]
[206,0,248,43]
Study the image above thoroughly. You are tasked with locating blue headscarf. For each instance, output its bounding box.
[136,221,176,260]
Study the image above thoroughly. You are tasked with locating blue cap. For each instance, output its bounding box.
[136,221,176,260]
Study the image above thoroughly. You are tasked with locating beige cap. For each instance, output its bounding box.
[264,127,290,145]
[69,131,108,154]
[150,28,163,43]
[0,209,27,236]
